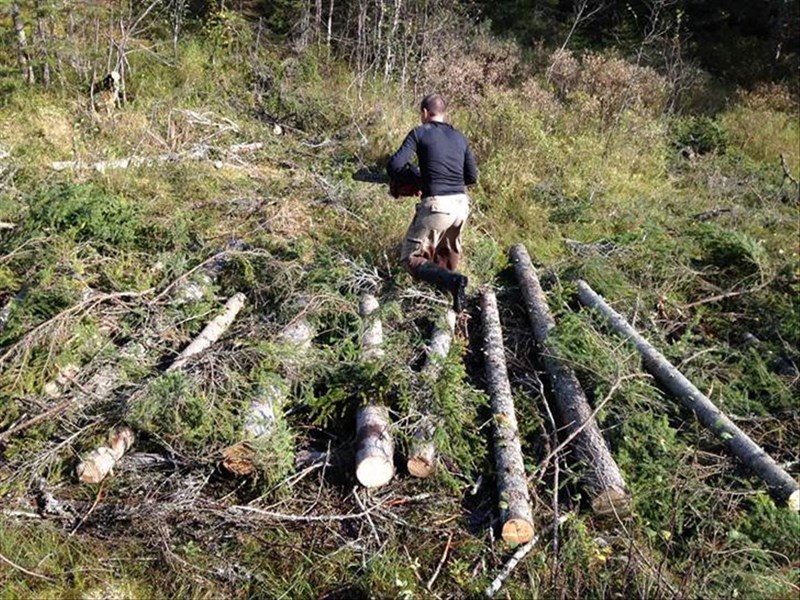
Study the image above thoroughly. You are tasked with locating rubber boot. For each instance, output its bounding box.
[414,262,468,312]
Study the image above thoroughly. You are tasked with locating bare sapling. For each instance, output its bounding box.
[480,287,535,544]
[510,244,630,517]
[408,309,456,478]
[355,294,395,488]
[577,280,800,511]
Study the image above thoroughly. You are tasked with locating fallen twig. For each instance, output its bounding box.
[485,515,569,598]
[0,398,73,444]
[0,550,54,581]
[0,289,152,367]
[426,532,453,590]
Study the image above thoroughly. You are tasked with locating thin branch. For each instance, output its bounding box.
[485,515,569,598]
[426,532,453,590]
[0,550,54,581]
[531,372,635,484]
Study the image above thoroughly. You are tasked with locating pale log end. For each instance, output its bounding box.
[591,487,632,518]
[356,456,394,488]
[501,518,535,545]
[407,455,435,478]
[787,489,799,513]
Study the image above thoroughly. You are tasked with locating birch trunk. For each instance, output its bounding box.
[11,2,35,84]
[510,244,630,517]
[166,293,246,373]
[407,309,456,478]
[481,288,535,544]
[355,294,394,488]
[576,280,799,511]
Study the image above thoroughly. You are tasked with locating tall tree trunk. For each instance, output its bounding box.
[34,0,50,88]
[11,1,36,84]
[576,280,800,512]
[481,287,535,544]
[326,0,334,50]
[384,0,402,81]
[510,244,630,517]
[314,0,322,46]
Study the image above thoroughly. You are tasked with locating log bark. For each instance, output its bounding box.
[166,293,246,373]
[480,287,535,544]
[407,309,456,478]
[576,280,800,511]
[355,294,394,488]
[510,244,630,517]
[76,427,135,483]
[222,314,314,476]
[0,288,26,334]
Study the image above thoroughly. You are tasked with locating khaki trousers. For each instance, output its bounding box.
[400,194,470,274]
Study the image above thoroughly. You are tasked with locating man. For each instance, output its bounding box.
[387,94,478,312]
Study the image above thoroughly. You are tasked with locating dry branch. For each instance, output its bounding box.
[408,309,456,478]
[480,287,535,544]
[166,292,246,373]
[510,244,630,517]
[576,280,800,511]
[485,514,569,598]
[76,427,135,483]
[50,142,264,173]
[355,294,394,488]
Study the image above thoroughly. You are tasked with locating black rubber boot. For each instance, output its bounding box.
[414,262,469,312]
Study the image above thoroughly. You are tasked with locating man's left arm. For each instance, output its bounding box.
[388,130,418,177]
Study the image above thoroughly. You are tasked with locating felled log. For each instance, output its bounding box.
[76,427,135,483]
[0,288,27,334]
[166,292,246,373]
[576,280,800,511]
[480,287,535,544]
[242,314,314,441]
[355,294,394,488]
[510,244,630,517]
[407,309,456,478]
[221,314,314,477]
[174,239,247,305]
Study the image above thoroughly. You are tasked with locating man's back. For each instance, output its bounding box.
[388,121,477,197]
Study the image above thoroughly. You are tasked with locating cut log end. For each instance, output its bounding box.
[407,453,435,478]
[76,427,135,484]
[356,456,394,488]
[788,489,800,513]
[501,518,535,545]
[590,487,632,518]
[220,441,257,477]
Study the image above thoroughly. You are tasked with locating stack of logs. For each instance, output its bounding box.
[71,243,799,540]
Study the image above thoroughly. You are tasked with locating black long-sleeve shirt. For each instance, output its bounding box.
[387,121,478,197]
